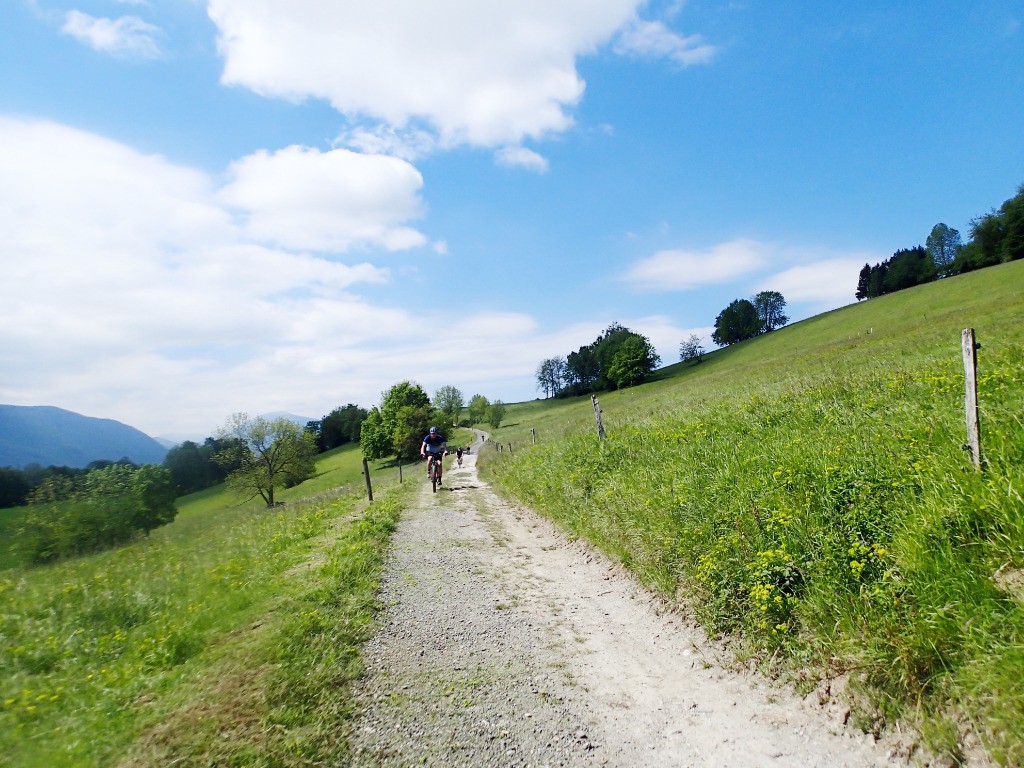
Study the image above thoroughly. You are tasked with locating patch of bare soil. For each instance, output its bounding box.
[346,452,909,767]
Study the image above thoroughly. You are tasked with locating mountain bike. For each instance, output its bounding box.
[426,452,444,493]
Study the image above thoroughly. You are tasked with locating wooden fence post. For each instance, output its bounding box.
[961,328,983,470]
[591,395,606,440]
[530,428,537,444]
[398,455,403,483]
[362,457,374,501]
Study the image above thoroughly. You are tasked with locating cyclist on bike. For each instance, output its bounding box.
[421,426,447,483]
[456,447,463,467]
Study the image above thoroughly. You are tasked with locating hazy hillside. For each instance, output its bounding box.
[0,405,167,468]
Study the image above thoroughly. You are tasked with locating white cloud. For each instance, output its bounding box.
[623,239,880,314]
[613,18,716,66]
[338,125,438,162]
[623,238,769,291]
[495,146,550,173]
[61,10,161,58]
[0,117,450,434]
[757,257,868,309]
[207,0,645,150]
[219,145,428,252]
[2,117,681,437]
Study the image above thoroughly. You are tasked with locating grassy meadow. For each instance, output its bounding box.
[0,444,408,767]
[481,260,1024,764]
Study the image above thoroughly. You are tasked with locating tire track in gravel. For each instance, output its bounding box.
[346,451,906,767]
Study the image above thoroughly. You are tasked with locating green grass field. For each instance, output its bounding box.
[480,260,1024,764]
[0,445,410,767]
[4,263,1022,764]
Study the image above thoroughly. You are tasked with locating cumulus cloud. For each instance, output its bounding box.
[0,117,650,436]
[623,239,769,291]
[207,0,645,150]
[613,18,716,66]
[757,257,868,309]
[219,145,428,252]
[61,10,161,58]
[495,146,550,173]
[0,118,455,434]
[623,236,880,314]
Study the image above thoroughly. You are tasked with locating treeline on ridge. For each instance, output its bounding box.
[856,182,1024,299]
[536,323,661,399]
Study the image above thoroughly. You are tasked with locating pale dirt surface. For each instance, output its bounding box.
[346,448,908,767]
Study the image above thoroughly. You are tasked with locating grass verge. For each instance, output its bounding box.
[1,466,409,766]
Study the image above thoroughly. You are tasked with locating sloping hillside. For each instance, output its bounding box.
[483,260,1024,764]
[0,405,167,468]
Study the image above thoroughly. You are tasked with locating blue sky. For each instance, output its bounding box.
[1,1,1022,440]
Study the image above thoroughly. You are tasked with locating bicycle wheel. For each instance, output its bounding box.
[430,459,438,493]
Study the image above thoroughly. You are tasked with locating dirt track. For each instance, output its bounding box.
[346,449,905,767]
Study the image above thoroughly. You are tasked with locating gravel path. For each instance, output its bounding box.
[346,450,906,767]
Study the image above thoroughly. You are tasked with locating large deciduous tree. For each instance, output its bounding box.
[711,299,761,346]
[433,385,464,425]
[535,357,566,398]
[592,323,636,390]
[360,381,434,460]
[215,414,317,507]
[607,334,660,388]
[467,394,490,425]
[487,400,506,430]
[565,346,600,393]
[925,223,962,278]
[752,291,788,333]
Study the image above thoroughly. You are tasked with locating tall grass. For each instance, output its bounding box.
[487,261,1024,763]
[0,445,407,767]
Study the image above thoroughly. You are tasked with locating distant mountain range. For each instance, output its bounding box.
[0,405,168,469]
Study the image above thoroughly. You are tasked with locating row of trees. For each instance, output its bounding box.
[536,323,661,398]
[166,404,369,499]
[360,381,505,461]
[711,291,789,346]
[0,403,369,509]
[0,457,151,509]
[856,244,946,300]
[305,404,368,452]
[18,463,178,563]
[856,183,1024,300]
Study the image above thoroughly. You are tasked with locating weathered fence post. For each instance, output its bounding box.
[961,328,983,470]
[530,427,537,444]
[508,443,513,454]
[362,457,374,501]
[591,395,606,440]
[397,455,403,483]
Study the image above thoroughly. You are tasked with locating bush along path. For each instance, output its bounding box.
[345,452,905,767]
